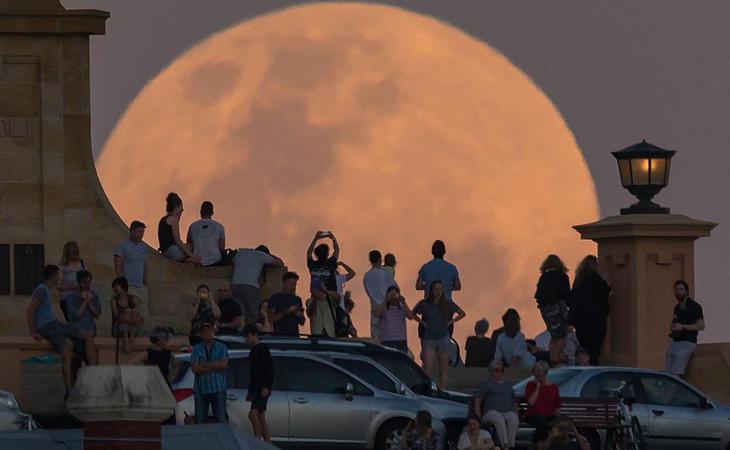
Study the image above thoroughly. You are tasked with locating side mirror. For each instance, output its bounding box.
[345,382,354,401]
[699,397,712,409]
[398,383,407,395]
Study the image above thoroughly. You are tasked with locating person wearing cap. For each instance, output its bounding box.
[373,285,419,353]
[190,322,229,423]
[465,318,495,368]
[305,278,339,337]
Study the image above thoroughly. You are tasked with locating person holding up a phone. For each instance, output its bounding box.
[306,231,340,292]
[189,284,221,346]
[534,416,590,450]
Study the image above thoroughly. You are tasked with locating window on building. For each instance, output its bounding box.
[13,244,44,295]
[0,244,9,295]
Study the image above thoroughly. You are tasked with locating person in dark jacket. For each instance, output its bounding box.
[569,255,611,365]
[243,324,274,442]
[534,255,571,365]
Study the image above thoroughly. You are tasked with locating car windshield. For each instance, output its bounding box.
[513,368,581,395]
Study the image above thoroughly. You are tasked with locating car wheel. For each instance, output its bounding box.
[374,419,408,450]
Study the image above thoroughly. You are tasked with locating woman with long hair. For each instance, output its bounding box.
[413,281,466,391]
[534,254,571,365]
[255,299,274,334]
[158,192,199,263]
[111,276,145,353]
[570,255,611,365]
[400,410,443,450]
[59,241,85,321]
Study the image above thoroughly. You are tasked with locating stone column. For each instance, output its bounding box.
[574,214,716,369]
[66,366,176,450]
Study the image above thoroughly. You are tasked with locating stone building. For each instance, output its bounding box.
[0,0,273,337]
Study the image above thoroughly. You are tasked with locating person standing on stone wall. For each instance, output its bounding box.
[306,231,340,291]
[416,240,461,339]
[534,254,572,366]
[666,280,704,377]
[186,200,226,266]
[334,260,356,308]
[114,220,150,317]
[232,245,285,325]
[570,255,611,365]
[268,272,306,335]
[190,323,229,423]
[58,241,86,321]
[363,250,397,340]
[27,265,97,398]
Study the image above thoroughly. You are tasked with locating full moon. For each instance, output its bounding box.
[97,3,599,346]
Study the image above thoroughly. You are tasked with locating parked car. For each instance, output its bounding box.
[0,391,37,431]
[172,349,446,449]
[513,366,730,450]
[213,335,470,441]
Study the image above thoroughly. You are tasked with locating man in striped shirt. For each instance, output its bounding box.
[191,323,229,423]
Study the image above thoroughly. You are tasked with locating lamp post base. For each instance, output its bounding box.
[621,199,670,215]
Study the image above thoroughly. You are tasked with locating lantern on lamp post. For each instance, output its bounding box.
[611,140,676,214]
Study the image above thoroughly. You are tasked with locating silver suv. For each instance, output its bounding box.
[172,349,446,449]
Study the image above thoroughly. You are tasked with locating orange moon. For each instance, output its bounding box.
[97,3,599,346]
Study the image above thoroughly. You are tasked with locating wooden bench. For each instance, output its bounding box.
[470,395,622,430]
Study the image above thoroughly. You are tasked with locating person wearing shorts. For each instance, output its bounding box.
[231,246,284,325]
[413,281,465,391]
[665,280,704,376]
[27,265,96,397]
[243,325,274,442]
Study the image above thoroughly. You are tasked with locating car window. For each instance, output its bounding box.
[282,357,372,396]
[638,375,703,408]
[367,351,432,394]
[514,369,580,395]
[581,372,636,398]
[332,358,397,393]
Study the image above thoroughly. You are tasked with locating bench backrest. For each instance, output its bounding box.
[470,395,622,429]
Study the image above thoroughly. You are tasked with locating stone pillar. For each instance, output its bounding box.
[574,214,716,369]
[67,366,176,450]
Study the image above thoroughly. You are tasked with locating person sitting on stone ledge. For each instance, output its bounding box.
[465,318,495,368]
[158,192,200,264]
[64,270,101,339]
[111,276,145,353]
[189,284,221,346]
[186,200,226,267]
[27,265,97,398]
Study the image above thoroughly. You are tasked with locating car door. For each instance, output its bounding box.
[280,356,373,446]
[224,357,290,443]
[580,371,651,439]
[635,373,723,450]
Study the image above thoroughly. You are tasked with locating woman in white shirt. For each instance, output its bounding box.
[457,415,499,450]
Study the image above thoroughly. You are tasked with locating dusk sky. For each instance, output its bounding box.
[64,0,729,342]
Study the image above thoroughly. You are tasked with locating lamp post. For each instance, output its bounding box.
[611,139,676,214]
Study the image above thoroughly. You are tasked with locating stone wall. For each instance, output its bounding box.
[0,1,278,338]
